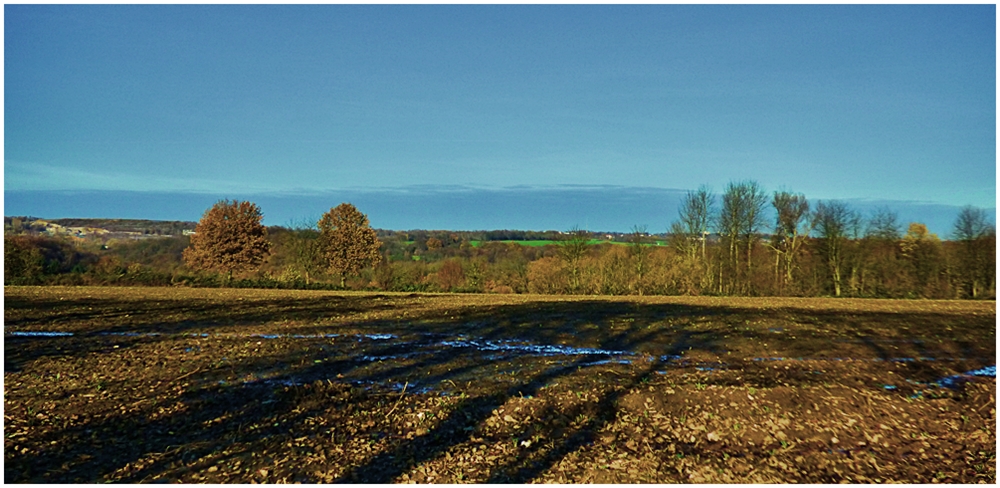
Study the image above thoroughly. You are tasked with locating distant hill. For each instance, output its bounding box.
[48,218,197,234]
[5,217,197,236]
[5,188,993,238]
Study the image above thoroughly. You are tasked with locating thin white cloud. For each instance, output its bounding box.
[4,160,273,194]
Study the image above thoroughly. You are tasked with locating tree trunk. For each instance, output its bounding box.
[849,266,857,296]
[832,264,841,297]
[785,235,799,287]
[774,249,782,295]
[701,233,707,262]
[730,239,739,295]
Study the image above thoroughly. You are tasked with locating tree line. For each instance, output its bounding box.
[4,183,995,299]
[664,181,994,299]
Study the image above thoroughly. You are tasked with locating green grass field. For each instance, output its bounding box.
[469,240,666,247]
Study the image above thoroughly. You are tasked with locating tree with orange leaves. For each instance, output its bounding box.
[318,203,382,288]
[183,200,271,281]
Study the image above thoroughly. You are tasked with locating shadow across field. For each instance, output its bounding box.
[7,292,993,371]
[3,293,418,371]
[4,289,995,483]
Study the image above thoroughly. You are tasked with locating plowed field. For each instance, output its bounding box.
[4,287,995,483]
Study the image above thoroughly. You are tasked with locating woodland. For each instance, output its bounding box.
[4,182,995,300]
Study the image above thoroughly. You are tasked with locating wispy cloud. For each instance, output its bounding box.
[4,161,274,194]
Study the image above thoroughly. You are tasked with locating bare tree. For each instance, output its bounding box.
[865,207,901,240]
[953,206,993,241]
[718,181,768,295]
[813,201,862,297]
[286,228,322,285]
[318,203,383,288]
[952,206,996,298]
[858,207,903,297]
[183,200,271,282]
[671,186,715,261]
[770,191,811,293]
[668,187,715,294]
[558,227,590,294]
[742,182,769,284]
[629,225,652,295]
[717,185,742,294]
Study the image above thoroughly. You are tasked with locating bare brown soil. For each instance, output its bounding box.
[4,286,995,483]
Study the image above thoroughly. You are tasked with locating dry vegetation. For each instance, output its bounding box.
[4,286,995,483]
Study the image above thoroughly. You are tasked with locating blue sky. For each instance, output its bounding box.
[4,5,996,232]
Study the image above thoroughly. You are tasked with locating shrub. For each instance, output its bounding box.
[4,236,44,285]
[527,257,567,294]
